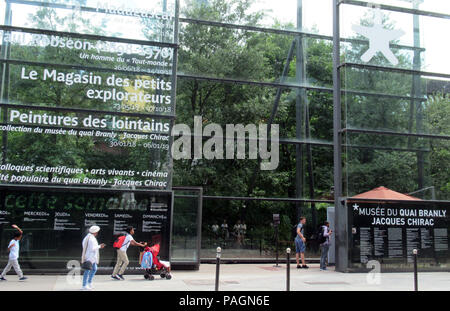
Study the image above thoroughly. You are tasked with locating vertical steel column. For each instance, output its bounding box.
[167,0,180,189]
[1,1,12,165]
[411,1,425,192]
[333,0,348,273]
[295,0,304,220]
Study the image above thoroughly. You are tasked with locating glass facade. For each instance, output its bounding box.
[337,0,449,271]
[0,0,448,272]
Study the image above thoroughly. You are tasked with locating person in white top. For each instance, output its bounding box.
[81,225,105,290]
[0,224,27,281]
[111,226,146,280]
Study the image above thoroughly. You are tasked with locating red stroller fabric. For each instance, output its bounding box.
[146,244,168,270]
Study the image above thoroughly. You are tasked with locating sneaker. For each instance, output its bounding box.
[111,275,120,280]
[19,277,28,281]
[87,283,94,290]
[0,277,6,281]
[117,274,125,280]
[302,265,309,269]
[81,285,90,291]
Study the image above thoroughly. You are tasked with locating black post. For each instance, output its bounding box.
[413,249,418,291]
[215,247,221,291]
[275,225,279,267]
[286,248,291,291]
[273,214,280,267]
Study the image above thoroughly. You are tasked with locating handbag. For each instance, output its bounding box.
[81,235,93,270]
[81,260,93,270]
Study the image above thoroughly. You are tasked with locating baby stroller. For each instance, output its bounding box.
[140,244,172,280]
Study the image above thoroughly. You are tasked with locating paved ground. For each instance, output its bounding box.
[0,264,448,291]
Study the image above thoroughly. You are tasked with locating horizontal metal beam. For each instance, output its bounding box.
[202,195,333,204]
[343,128,450,140]
[347,197,450,204]
[339,0,450,20]
[0,122,172,138]
[344,143,429,153]
[170,133,431,153]
[177,72,332,92]
[340,62,450,80]
[0,102,176,120]
[178,74,428,101]
[0,183,173,195]
[180,17,425,52]
[0,58,174,78]
[0,25,177,48]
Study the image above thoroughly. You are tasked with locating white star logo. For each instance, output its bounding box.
[352,8,405,66]
[353,204,359,211]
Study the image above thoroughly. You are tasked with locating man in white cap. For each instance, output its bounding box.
[81,225,105,290]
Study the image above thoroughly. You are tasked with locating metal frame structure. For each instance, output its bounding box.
[332,0,450,271]
[172,186,203,269]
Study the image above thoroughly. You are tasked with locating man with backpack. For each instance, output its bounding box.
[294,217,308,269]
[111,226,147,280]
[318,221,332,271]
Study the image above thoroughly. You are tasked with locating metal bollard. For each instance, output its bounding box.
[286,248,291,291]
[215,247,221,291]
[274,226,279,267]
[413,249,418,291]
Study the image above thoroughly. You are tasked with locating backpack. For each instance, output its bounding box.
[140,251,153,269]
[292,224,299,240]
[113,234,127,249]
[317,226,327,244]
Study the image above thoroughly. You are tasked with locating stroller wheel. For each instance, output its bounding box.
[165,274,172,280]
[144,274,149,280]
[149,275,155,281]
[160,273,166,278]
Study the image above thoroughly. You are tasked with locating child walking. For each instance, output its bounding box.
[0,224,27,281]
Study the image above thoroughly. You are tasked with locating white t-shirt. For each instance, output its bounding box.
[8,240,19,260]
[81,234,101,264]
[120,234,134,252]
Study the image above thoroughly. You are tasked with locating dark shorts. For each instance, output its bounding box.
[295,238,306,253]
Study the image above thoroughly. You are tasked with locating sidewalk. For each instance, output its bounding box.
[0,264,448,291]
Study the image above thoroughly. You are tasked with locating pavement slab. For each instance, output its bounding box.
[0,264,448,291]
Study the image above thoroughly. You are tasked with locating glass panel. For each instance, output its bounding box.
[201,199,330,259]
[180,0,335,36]
[345,0,450,16]
[175,79,333,143]
[341,4,450,74]
[172,189,201,264]
[342,65,430,98]
[0,187,173,271]
[343,92,450,136]
[179,18,334,88]
[4,63,174,116]
[0,0,177,43]
[0,29,175,76]
[344,132,449,200]
[0,106,172,189]
[273,89,334,142]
